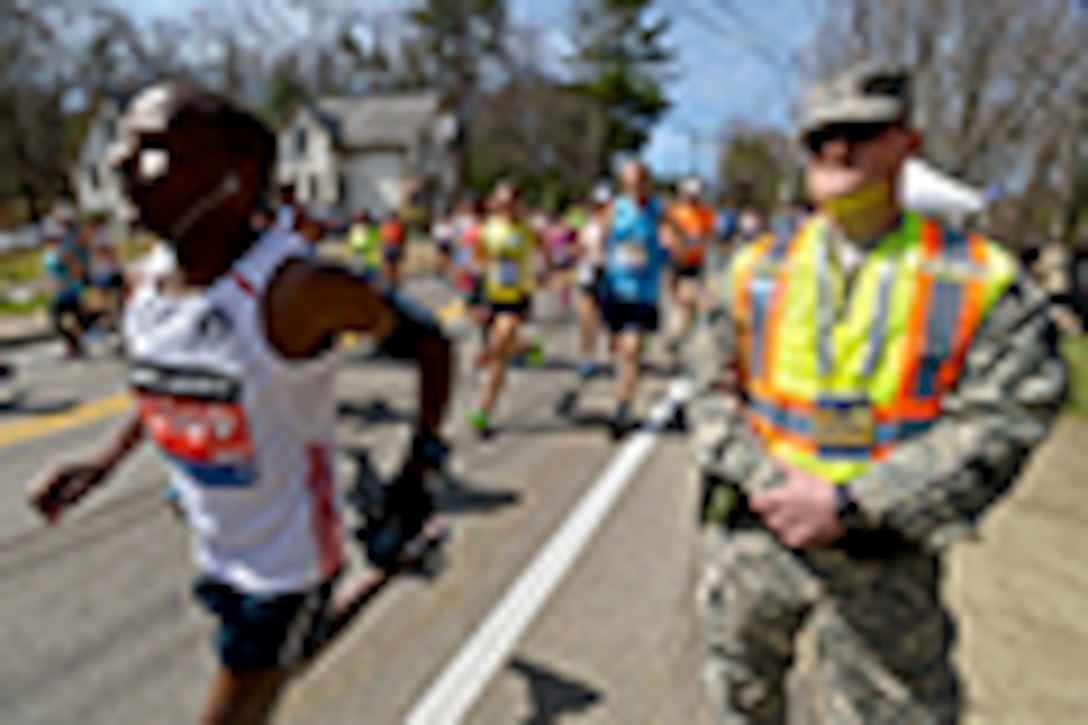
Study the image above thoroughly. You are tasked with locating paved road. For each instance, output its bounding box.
[0,276,1085,724]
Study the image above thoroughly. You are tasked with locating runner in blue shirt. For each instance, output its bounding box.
[599,160,668,438]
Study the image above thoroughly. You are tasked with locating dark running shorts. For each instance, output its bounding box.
[673,265,703,278]
[488,298,531,318]
[193,576,335,672]
[50,297,86,333]
[603,299,658,334]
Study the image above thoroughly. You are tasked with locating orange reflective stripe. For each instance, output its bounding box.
[876,396,941,421]
[898,220,942,400]
[734,234,782,385]
[761,240,797,386]
[753,419,819,455]
[749,380,816,413]
[940,234,988,390]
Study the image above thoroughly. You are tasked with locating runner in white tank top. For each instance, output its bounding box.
[27,82,453,724]
[125,229,344,592]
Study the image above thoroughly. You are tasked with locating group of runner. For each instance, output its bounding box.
[401,160,729,440]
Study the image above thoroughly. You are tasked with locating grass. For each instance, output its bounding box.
[0,248,49,286]
[1062,334,1088,422]
[0,292,49,315]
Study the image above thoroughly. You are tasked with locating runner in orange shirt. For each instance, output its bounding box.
[663,177,716,365]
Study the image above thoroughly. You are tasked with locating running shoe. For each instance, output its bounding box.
[468,409,493,438]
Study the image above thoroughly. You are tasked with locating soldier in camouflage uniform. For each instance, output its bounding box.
[685,62,1068,723]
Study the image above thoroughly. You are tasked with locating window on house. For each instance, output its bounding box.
[309,174,319,201]
[295,127,307,156]
[337,174,348,205]
[87,165,100,192]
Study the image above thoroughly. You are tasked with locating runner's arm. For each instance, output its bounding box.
[28,410,145,521]
[659,210,682,256]
[847,274,1068,552]
[278,263,452,440]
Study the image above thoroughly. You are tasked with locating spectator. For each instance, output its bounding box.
[41,219,88,358]
[380,211,407,287]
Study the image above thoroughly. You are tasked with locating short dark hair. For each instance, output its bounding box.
[170,85,277,190]
[219,106,277,191]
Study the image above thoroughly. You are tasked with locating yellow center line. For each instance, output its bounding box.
[0,392,132,449]
[0,297,466,451]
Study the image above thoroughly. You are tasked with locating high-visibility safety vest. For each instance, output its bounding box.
[729,212,1018,484]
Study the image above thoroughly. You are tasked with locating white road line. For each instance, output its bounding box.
[406,379,691,725]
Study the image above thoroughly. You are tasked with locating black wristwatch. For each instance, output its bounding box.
[835,484,866,532]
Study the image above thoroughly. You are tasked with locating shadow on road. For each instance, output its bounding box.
[339,446,522,520]
[434,471,522,516]
[0,394,80,416]
[337,399,416,428]
[509,656,603,724]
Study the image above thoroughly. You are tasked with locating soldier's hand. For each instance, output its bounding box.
[751,463,844,549]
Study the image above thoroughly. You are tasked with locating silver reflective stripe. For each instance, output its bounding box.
[815,238,896,383]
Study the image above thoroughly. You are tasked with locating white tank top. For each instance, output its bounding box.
[124,231,344,594]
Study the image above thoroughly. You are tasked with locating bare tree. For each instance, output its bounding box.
[805,0,1088,243]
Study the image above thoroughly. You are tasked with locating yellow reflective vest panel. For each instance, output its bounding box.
[728,212,1018,483]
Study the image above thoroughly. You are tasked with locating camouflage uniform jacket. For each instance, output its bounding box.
[684,230,1069,553]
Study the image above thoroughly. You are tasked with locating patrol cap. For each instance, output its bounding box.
[801,61,912,136]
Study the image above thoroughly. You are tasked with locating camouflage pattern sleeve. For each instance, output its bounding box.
[682,263,789,496]
[850,273,1069,552]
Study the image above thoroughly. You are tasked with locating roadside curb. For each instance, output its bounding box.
[0,327,54,350]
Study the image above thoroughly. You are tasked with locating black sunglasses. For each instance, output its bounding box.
[804,122,899,155]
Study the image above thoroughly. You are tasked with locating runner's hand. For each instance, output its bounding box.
[28,461,110,523]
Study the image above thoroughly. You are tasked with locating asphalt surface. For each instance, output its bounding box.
[0,277,711,725]
[1,276,1085,724]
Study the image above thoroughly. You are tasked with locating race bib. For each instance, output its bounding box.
[131,365,256,486]
[615,242,647,270]
[491,258,521,288]
[813,395,875,450]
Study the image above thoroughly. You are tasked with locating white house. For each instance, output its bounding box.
[72,92,132,220]
[72,89,456,221]
[277,91,456,215]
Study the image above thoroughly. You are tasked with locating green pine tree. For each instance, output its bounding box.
[568,0,674,174]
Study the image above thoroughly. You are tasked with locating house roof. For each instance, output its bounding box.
[306,92,442,150]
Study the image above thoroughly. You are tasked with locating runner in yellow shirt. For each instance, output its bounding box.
[348,210,382,281]
[468,180,543,437]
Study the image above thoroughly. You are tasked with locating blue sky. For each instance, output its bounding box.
[134,0,818,180]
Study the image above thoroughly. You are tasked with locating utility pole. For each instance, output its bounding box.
[451,0,471,198]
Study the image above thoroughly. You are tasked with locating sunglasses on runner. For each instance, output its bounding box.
[804,122,899,155]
